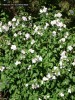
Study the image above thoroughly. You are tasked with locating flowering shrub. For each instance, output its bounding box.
[0,6,75,100]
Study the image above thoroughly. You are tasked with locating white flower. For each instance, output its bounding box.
[28,65,31,70]
[36,55,42,62]
[38,56,42,61]
[44,96,46,99]
[25,84,28,87]
[54,66,58,70]
[21,50,25,54]
[16,22,19,26]
[61,55,67,60]
[15,61,21,66]
[68,69,71,72]
[40,9,43,13]
[64,35,68,39]
[46,23,49,27]
[67,46,73,51]
[58,28,62,31]
[18,31,22,35]
[63,24,66,28]
[22,24,25,27]
[46,73,51,79]
[61,51,66,57]
[12,18,16,21]
[56,22,63,27]
[65,32,69,36]
[11,45,17,50]
[31,39,35,45]
[57,71,61,76]
[37,32,43,36]
[59,45,62,48]
[0,66,5,72]
[43,76,48,81]
[60,66,63,69]
[56,18,60,22]
[59,60,63,66]
[29,49,34,53]
[40,7,47,13]
[72,60,75,66]
[59,92,64,97]
[2,25,9,31]
[46,13,48,16]
[14,33,17,37]
[32,58,37,63]
[22,16,27,21]
[12,26,15,29]
[44,95,49,99]
[38,98,42,100]
[16,19,19,25]
[28,16,31,20]
[7,41,11,45]
[60,51,67,59]
[44,23,49,29]
[43,6,47,13]
[23,38,26,40]
[54,13,62,18]
[34,27,39,32]
[37,84,39,88]
[44,26,47,29]
[64,32,69,38]
[52,75,56,80]
[25,33,30,40]
[33,24,36,28]
[59,38,65,42]
[52,31,56,36]
[32,83,39,89]
[32,84,35,89]
[8,21,12,26]
[51,20,56,26]
[72,62,75,66]
[20,55,25,59]
[68,88,71,93]
[47,95,50,99]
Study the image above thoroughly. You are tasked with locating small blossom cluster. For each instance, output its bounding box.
[40,6,47,13]
[44,23,49,29]
[51,12,66,29]
[59,32,69,43]
[15,61,21,66]
[54,12,62,18]
[0,22,9,32]
[51,19,66,28]
[33,25,43,36]
[32,55,42,63]
[59,51,67,68]
[0,15,31,34]
[32,83,40,89]
[42,67,60,83]
[0,66,5,72]
[72,59,75,66]
[59,88,72,98]
[42,74,55,83]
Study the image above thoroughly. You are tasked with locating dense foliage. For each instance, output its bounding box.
[0,6,75,100]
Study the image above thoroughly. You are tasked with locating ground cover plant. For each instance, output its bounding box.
[0,6,75,100]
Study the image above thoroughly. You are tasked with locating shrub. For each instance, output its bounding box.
[0,6,75,100]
